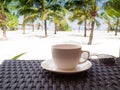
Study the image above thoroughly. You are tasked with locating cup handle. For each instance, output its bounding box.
[78,51,90,64]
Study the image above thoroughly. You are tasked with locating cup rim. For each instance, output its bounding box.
[52,44,81,50]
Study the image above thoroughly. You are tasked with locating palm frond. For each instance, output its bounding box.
[95,19,101,27]
[41,10,53,20]
[12,52,26,60]
[23,13,38,24]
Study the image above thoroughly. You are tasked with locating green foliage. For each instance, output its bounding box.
[6,13,18,30]
[12,52,26,60]
[59,20,71,31]
[104,0,120,17]
[95,19,100,27]
[58,24,71,31]
[69,9,83,22]
[103,0,120,35]
[100,12,111,21]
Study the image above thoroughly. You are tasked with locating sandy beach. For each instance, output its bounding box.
[0,30,120,64]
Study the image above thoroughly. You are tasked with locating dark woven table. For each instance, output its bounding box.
[0,58,120,90]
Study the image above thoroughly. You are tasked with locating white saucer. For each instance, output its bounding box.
[41,59,92,74]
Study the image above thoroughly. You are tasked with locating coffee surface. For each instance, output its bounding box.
[52,44,81,49]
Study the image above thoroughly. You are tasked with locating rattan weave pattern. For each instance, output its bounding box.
[0,59,120,90]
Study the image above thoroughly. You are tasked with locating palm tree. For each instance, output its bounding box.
[22,8,38,33]
[65,0,92,37]
[88,0,100,45]
[6,13,18,31]
[17,0,37,34]
[104,0,120,36]
[49,1,69,34]
[33,0,50,37]
[65,1,85,34]
[78,20,83,32]
[0,0,12,40]
[81,0,92,37]
[100,12,112,33]
[67,0,100,44]
[69,9,83,32]
[6,1,19,31]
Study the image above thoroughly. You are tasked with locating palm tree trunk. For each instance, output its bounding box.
[32,22,34,32]
[44,20,47,37]
[23,25,25,34]
[115,18,119,36]
[0,12,7,40]
[84,18,87,37]
[107,21,111,33]
[88,18,95,45]
[78,25,80,32]
[23,15,26,34]
[54,22,57,34]
[2,23,7,40]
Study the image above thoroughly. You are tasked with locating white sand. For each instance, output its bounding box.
[0,30,120,64]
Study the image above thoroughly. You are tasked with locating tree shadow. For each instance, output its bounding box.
[68,34,89,37]
[27,35,46,38]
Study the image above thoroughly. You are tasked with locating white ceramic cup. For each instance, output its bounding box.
[51,44,90,70]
